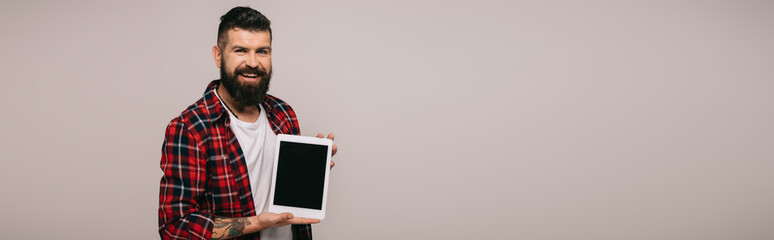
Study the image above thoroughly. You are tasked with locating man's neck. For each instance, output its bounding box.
[217,83,261,123]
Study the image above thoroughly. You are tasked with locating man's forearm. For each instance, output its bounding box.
[211,216,259,240]
[210,211,319,239]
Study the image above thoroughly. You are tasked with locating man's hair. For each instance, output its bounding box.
[217,6,272,48]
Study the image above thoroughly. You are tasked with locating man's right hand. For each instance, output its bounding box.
[254,212,320,230]
[212,213,319,239]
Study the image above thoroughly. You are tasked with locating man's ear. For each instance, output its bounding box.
[212,45,222,68]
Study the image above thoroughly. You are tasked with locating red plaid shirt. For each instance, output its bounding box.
[159,80,312,240]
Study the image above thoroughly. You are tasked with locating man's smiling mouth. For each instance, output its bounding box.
[240,72,258,78]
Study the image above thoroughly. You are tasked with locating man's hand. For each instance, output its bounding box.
[316,133,337,168]
[254,212,320,230]
[211,212,320,239]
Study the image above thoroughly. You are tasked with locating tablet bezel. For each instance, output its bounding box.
[268,134,333,220]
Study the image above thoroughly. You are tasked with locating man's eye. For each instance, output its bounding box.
[235,49,246,53]
[258,50,268,54]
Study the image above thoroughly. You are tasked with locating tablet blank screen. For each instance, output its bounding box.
[274,141,327,210]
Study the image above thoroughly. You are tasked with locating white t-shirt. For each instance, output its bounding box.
[216,92,291,240]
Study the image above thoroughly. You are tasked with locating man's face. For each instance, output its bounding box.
[213,28,272,106]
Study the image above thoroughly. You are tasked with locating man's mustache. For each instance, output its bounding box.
[236,67,268,76]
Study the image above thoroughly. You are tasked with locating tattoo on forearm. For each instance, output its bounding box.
[212,217,250,240]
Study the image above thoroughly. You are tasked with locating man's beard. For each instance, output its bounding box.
[220,63,272,107]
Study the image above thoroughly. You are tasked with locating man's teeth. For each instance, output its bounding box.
[241,73,258,77]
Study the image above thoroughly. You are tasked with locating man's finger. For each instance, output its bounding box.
[326,133,335,141]
[316,133,324,138]
[330,161,335,168]
[331,144,338,156]
[288,217,321,225]
[271,213,293,224]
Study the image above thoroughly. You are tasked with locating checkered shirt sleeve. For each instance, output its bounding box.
[158,118,215,240]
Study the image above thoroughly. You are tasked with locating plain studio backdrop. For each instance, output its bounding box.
[1,0,772,239]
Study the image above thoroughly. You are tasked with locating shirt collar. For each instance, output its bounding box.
[202,79,275,122]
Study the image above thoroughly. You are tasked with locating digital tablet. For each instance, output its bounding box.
[268,134,333,220]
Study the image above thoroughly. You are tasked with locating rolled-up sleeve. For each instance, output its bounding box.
[159,118,213,240]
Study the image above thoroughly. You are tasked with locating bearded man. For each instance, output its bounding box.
[158,6,336,240]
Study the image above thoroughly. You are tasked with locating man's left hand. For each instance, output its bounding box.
[316,133,337,168]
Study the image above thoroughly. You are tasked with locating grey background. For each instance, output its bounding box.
[1,0,772,239]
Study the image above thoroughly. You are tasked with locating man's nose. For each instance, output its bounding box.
[245,53,259,68]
